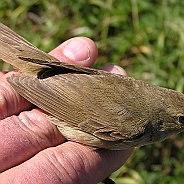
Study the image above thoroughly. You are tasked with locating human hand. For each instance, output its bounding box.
[0,37,133,184]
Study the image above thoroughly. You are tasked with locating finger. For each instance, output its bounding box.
[0,142,133,184]
[0,109,65,172]
[0,71,33,120]
[49,37,98,67]
[0,72,7,77]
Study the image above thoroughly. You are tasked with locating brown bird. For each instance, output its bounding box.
[0,22,184,150]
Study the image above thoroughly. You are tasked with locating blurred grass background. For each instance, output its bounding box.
[0,0,184,183]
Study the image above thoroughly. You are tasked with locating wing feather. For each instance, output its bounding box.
[7,73,148,141]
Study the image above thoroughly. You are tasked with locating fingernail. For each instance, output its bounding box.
[101,65,127,76]
[113,65,127,76]
[63,39,90,62]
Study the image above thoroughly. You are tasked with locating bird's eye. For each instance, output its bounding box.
[178,116,184,124]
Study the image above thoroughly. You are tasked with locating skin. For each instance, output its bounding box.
[0,37,133,184]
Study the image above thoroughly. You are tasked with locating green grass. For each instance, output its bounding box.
[1,0,184,183]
